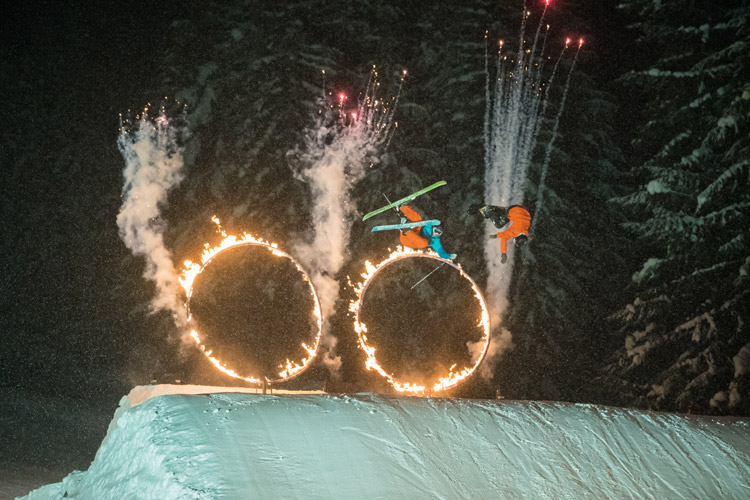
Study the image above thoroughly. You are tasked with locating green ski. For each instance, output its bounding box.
[362,181,447,221]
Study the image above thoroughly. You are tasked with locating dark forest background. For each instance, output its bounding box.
[2,0,748,491]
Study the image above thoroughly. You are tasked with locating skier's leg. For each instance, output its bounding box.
[497,227,521,264]
[428,234,454,260]
[420,225,455,259]
[498,232,510,254]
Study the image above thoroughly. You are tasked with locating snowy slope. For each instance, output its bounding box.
[21,385,750,500]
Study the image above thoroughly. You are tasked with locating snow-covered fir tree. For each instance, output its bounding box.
[602,0,750,415]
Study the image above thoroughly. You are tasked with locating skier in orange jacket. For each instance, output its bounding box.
[470,204,531,263]
[398,205,456,260]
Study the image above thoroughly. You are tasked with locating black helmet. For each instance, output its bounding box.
[515,234,528,248]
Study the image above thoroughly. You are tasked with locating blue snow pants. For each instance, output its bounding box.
[420,225,452,260]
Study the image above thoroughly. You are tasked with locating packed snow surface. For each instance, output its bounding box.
[21,384,750,499]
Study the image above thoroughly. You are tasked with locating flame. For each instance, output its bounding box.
[181,217,323,385]
[188,329,262,384]
[565,37,572,48]
[348,247,491,395]
[578,37,585,47]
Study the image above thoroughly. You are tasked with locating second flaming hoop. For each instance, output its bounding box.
[180,217,323,386]
[349,247,492,395]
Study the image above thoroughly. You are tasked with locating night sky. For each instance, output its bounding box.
[2,0,748,495]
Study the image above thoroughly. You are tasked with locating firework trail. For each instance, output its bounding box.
[530,39,583,235]
[483,4,557,322]
[117,101,188,331]
[291,67,405,375]
[481,1,577,372]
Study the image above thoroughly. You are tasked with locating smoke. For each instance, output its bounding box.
[467,328,513,381]
[117,109,187,332]
[291,70,403,376]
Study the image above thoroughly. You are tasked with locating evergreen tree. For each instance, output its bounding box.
[602,0,750,415]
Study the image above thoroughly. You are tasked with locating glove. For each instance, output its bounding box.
[501,253,508,264]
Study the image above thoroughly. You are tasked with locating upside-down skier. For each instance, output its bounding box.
[398,205,456,260]
[470,204,531,264]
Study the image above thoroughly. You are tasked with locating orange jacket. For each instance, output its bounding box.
[398,205,430,249]
[497,206,531,253]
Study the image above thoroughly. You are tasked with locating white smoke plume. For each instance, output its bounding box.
[117,109,187,331]
[292,69,404,376]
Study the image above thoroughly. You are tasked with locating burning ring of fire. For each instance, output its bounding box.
[349,247,491,394]
[180,217,323,385]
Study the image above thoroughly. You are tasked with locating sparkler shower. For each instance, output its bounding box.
[290,67,405,375]
[482,0,581,364]
[117,101,188,331]
[349,248,491,394]
[180,217,322,384]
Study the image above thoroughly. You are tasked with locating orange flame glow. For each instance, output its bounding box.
[181,217,323,385]
[348,247,491,395]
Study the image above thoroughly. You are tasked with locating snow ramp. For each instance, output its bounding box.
[21,385,750,499]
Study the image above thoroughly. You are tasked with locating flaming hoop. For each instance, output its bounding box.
[349,247,491,394]
[180,217,322,385]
